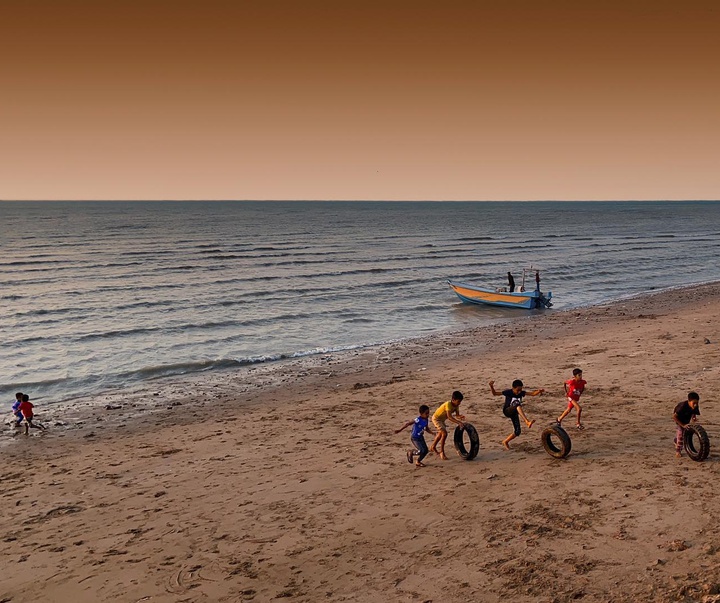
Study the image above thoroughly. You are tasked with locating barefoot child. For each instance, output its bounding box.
[429,391,465,460]
[557,368,587,429]
[489,379,544,449]
[11,392,24,428]
[395,405,434,467]
[18,394,45,432]
[673,392,700,458]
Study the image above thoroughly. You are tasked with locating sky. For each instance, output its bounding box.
[1,1,719,201]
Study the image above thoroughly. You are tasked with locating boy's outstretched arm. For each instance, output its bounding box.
[489,380,502,396]
[425,425,434,435]
[528,388,545,397]
[394,421,414,434]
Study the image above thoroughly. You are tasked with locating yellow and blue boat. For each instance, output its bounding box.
[448,268,552,310]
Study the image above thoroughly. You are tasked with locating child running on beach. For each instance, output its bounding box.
[489,379,544,449]
[395,404,434,467]
[429,391,465,460]
[11,392,24,428]
[673,392,700,458]
[17,395,45,432]
[557,368,587,429]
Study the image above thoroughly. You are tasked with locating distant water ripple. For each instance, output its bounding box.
[1,200,719,403]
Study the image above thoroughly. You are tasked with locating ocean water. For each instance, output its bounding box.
[2,200,719,404]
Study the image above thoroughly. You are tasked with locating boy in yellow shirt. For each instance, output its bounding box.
[429,391,465,460]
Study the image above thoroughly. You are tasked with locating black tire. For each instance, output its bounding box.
[453,423,480,461]
[683,424,710,462]
[541,424,572,459]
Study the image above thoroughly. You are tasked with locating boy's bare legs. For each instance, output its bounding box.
[502,433,515,449]
[557,401,581,427]
[675,425,684,458]
[430,431,442,455]
[518,407,535,429]
[436,430,449,460]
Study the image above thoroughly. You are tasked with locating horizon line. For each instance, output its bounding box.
[2,198,719,203]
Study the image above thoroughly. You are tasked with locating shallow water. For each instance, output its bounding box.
[2,200,719,403]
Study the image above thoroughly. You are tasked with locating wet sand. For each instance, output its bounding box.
[3,284,720,603]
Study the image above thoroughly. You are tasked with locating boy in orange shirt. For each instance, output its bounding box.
[557,368,587,429]
[18,394,45,432]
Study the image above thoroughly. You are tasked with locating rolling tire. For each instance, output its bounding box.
[453,423,480,461]
[541,424,572,459]
[683,424,710,462]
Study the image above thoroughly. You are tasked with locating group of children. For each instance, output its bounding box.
[7,368,703,456]
[396,368,702,467]
[10,392,45,432]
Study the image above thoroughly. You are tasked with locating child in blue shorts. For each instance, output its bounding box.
[11,392,24,428]
[395,405,434,467]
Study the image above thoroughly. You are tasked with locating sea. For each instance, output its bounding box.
[2,200,719,405]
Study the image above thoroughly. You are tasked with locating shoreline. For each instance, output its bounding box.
[7,280,720,447]
[8,276,720,413]
[3,282,720,602]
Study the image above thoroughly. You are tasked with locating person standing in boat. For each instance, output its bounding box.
[507,272,515,292]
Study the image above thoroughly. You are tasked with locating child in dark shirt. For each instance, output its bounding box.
[673,392,700,458]
[395,405,434,467]
[489,379,545,450]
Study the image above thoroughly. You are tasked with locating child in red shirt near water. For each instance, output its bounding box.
[557,368,587,429]
[18,394,45,431]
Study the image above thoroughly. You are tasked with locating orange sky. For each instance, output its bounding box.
[1,1,718,200]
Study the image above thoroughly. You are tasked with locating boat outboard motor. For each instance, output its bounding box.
[536,292,553,309]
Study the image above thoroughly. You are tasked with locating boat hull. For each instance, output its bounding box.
[448,280,552,310]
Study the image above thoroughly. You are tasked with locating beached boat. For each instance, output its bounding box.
[448,267,553,310]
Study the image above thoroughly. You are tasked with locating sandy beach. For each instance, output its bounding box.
[3,284,720,603]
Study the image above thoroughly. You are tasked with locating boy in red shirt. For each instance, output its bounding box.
[557,368,587,430]
[18,394,45,432]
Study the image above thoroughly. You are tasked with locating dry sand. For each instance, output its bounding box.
[3,284,720,603]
